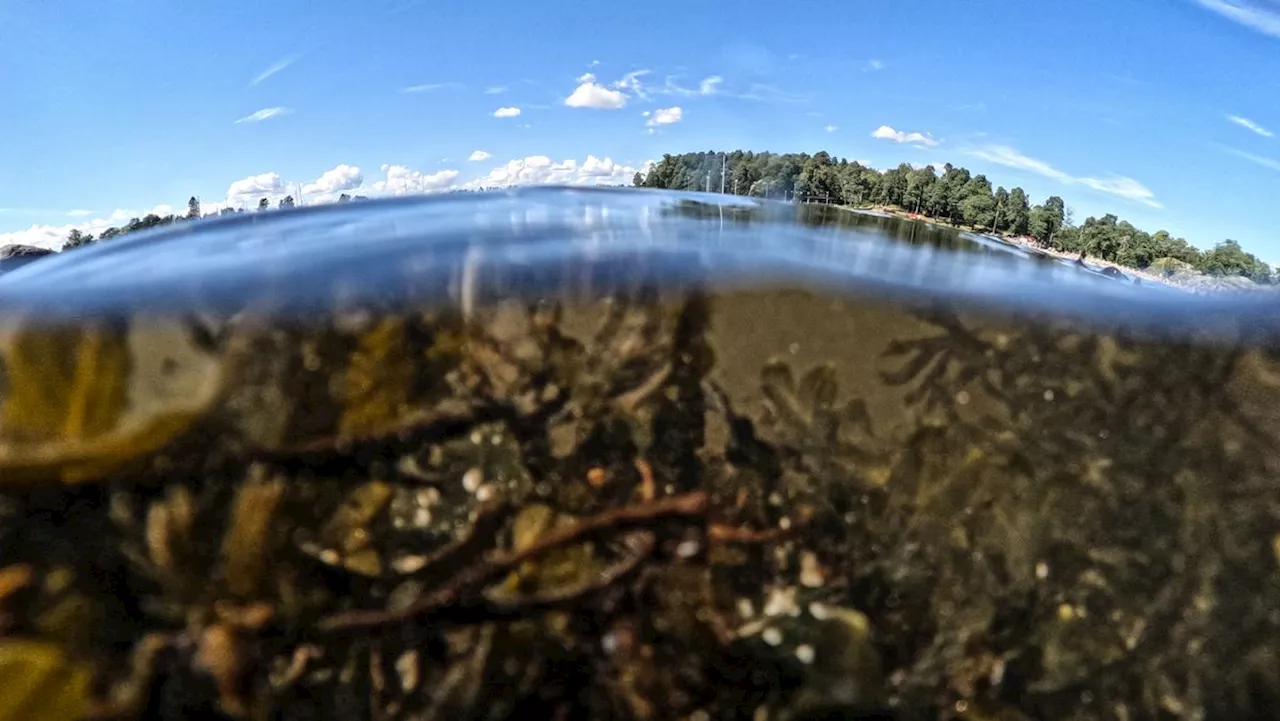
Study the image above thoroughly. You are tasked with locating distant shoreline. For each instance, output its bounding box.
[844,204,1183,290]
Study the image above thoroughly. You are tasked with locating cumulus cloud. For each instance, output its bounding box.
[250,55,298,86]
[0,153,648,250]
[227,171,287,201]
[468,150,493,162]
[1228,115,1274,137]
[493,106,522,117]
[564,78,627,109]
[871,125,940,147]
[646,106,683,127]
[967,144,1162,208]
[466,155,640,189]
[1193,0,1280,38]
[372,164,460,195]
[0,205,180,251]
[235,107,291,124]
[301,164,363,199]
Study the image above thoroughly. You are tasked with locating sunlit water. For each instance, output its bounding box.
[2,188,1279,720]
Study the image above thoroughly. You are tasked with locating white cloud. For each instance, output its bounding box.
[825,124,839,133]
[0,153,646,251]
[227,171,287,201]
[565,79,627,109]
[400,82,459,93]
[865,59,885,71]
[967,145,1071,182]
[466,155,639,189]
[1220,145,1280,172]
[698,75,723,95]
[235,107,291,124]
[483,85,508,94]
[301,164,363,199]
[871,125,940,147]
[493,106,522,118]
[613,70,651,98]
[1228,114,1274,137]
[589,59,601,67]
[966,144,1162,208]
[250,55,298,86]
[1193,0,1280,38]
[372,164,460,195]
[0,204,179,251]
[468,150,492,162]
[646,106,683,126]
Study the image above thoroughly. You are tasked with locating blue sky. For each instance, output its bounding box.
[1,0,1278,260]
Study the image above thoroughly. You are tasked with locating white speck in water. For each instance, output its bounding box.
[413,508,431,528]
[602,633,619,654]
[795,644,815,664]
[737,598,756,619]
[799,551,823,588]
[462,467,483,493]
[393,555,427,574]
[788,343,800,355]
[676,540,700,558]
[768,492,783,507]
[763,586,800,618]
[491,434,502,446]
[762,627,783,646]
[956,390,971,405]
[809,602,831,620]
[320,549,341,565]
[1035,562,1049,580]
[690,711,711,721]
[395,651,419,691]
[470,430,483,444]
[1044,389,1055,401]
[778,516,792,531]
[417,487,441,507]
[475,484,497,502]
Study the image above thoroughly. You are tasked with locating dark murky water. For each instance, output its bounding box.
[1,188,1278,721]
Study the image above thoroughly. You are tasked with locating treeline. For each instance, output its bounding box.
[61,193,368,251]
[634,150,1274,283]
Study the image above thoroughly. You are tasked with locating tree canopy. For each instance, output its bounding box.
[635,150,1273,282]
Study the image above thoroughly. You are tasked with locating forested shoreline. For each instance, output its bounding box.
[634,151,1275,284]
[47,151,1273,284]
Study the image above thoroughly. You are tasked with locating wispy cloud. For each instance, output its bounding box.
[1219,145,1280,172]
[250,55,299,87]
[1192,0,1280,38]
[400,82,461,93]
[825,124,839,133]
[1228,114,1274,137]
[736,83,809,104]
[871,125,940,147]
[864,59,885,71]
[235,107,292,124]
[966,144,1162,208]
[483,85,508,94]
